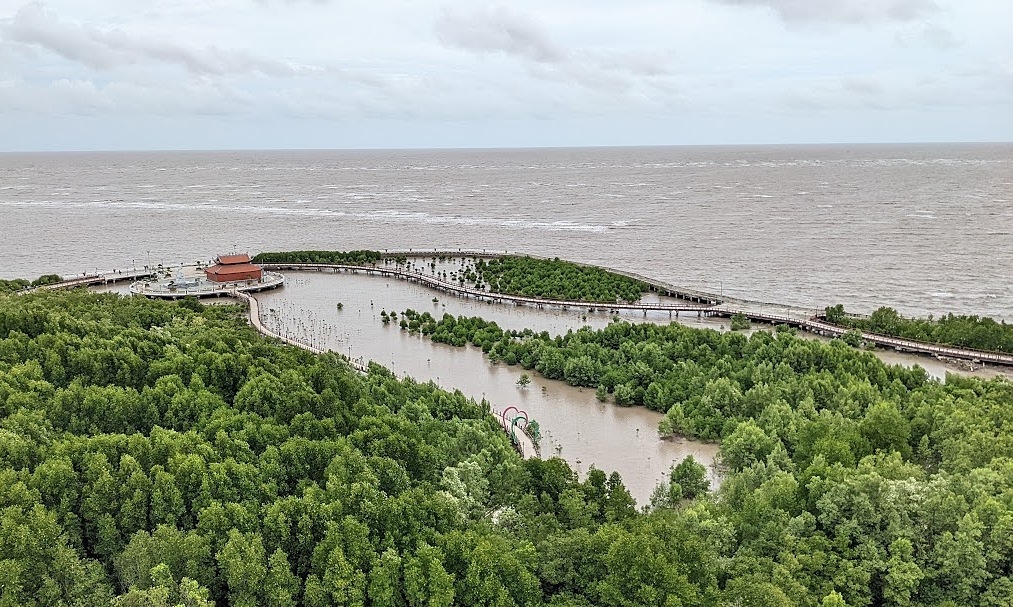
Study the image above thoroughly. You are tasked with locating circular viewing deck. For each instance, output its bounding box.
[130,268,284,299]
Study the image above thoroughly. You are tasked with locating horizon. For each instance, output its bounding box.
[3,139,1012,156]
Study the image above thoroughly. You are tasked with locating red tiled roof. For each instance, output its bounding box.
[217,254,252,265]
[205,263,262,276]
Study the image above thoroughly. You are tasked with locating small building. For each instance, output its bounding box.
[204,253,263,283]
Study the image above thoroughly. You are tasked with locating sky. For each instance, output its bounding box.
[0,0,1010,150]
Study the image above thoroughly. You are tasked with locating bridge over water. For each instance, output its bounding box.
[26,254,1013,368]
[263,260,1013,368]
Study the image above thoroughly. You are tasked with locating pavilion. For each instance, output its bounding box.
[204,254,263,283]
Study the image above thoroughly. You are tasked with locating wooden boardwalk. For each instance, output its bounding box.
[262,262,714,314]
[364,249,721,304]
[36,254,1013,368]
[264,261,1013,368]
[694,309,1013,367]
[22,268,156,293]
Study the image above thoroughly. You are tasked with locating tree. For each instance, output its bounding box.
[730,313,751,331]
[403,545,454,607]
[841,328,864,347]
[884,538,923,606]
[217,530,267,607]
[824,304,847,325]
[669,456,710,500]
[368,548,404,607]
[264,549,300,607]
[819,591,849,607]
[149,470,184,528]
[720,420,775,471]
[860,401,911,457]
[517,373,531,388]
[113,564,215,607]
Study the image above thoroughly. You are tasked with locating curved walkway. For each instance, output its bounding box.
[261,262,713,313]
[19,268,155,293]
[339,249,721,304]
[264,261,1013,368]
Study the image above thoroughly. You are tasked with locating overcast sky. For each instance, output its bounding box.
[0,0,1010,150]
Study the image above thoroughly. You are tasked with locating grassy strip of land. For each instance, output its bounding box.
[826,303,1013,353]
[253,249,386,266]
[472,256,648,303]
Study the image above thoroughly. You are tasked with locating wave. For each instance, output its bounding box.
[0,199,611,233]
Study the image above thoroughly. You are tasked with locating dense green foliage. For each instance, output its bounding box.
[729,313,750,331]
[399,308,1013,605]
[0,273,64,294]
[31,273,64,287]
[7,289,1013,606]
[0,290,724,607]
[0,278,30,294]
[826,303,1013,352]
[253,250,385,266]
[472,256,648,303]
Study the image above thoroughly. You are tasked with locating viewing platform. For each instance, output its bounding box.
[130,266,284,299]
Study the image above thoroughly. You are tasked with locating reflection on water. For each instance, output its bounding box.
[255,271,722,505]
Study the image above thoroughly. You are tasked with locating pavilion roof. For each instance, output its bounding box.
[206,263,261,276]
[216,254,253,265]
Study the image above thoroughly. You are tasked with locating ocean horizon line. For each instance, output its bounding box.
[2,140,1011,155]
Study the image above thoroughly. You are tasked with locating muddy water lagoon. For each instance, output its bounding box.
[255,270,724,505]
[102,263,1010,504]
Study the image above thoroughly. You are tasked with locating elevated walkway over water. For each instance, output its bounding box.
[29,253,1013,368]
[264,260,1013,368]
[24,268,156,292]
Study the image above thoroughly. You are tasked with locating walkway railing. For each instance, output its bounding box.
[261,262,716,313]
[21,268,156,293]
[265,261,1013,367]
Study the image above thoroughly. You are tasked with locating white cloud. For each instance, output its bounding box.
[0,0,1009,149]
[1,2,307,76]
[710,0,939,25]
[433,4,678,102]
[435,6,564,63]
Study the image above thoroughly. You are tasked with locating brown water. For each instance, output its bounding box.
[93,269,1009,503]
[255,271,722,505]
[4,144,1012,319]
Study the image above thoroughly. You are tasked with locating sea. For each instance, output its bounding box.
[2,143,1012,319]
